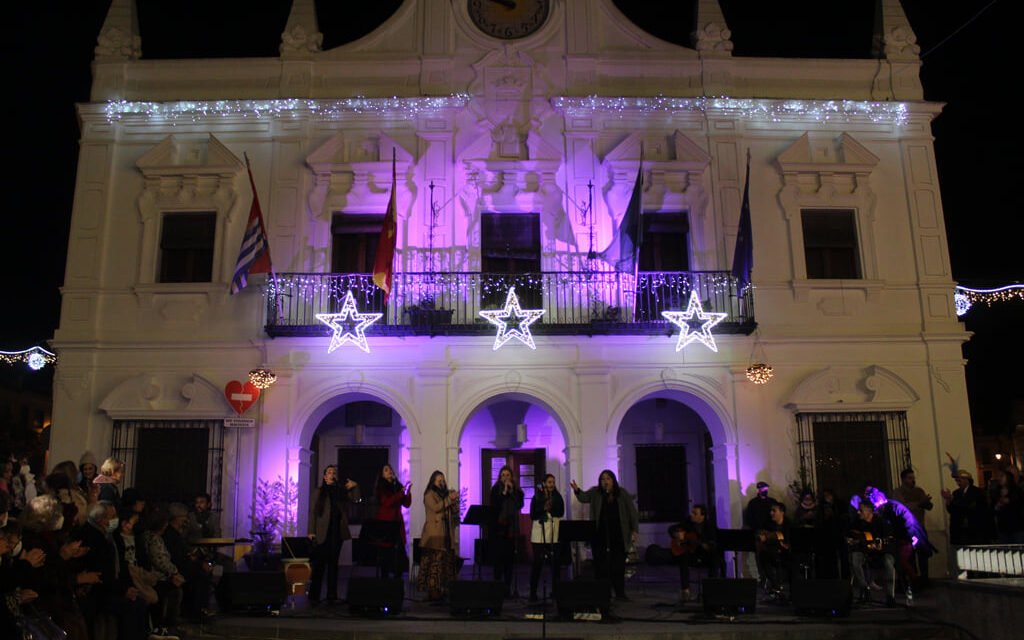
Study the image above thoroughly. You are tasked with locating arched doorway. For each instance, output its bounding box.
[302,393,410,566]
[615,397,716,548]
[457,394,569,565]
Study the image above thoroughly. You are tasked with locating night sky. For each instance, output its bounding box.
[3,1,1021,433]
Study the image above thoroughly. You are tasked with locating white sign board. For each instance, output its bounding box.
[224,417,256,429]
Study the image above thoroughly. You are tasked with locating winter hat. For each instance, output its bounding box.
[79,451,98,468]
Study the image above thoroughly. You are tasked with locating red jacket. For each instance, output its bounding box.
[375,483,412,545]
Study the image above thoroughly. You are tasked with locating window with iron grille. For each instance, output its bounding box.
[795,411,911,503]
[111,419,225,510]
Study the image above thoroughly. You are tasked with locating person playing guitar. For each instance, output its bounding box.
[847,501,897,606]
[667,504,718,603]
[756,503,792,599]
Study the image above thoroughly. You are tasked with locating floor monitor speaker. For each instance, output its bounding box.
[555,578,611,619]
[449,580,505,617]
[215,571,286,612]
[346,577,404,617]
[701,578,757,616]
[791,579,852,617]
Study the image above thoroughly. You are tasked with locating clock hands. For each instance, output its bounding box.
[487,0,517,9]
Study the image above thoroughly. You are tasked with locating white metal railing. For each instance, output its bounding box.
[956,545,1024,577]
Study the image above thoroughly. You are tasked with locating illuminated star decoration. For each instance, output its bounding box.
[479,287,546,350]
[315,290,382,354]
[661,291,728,352]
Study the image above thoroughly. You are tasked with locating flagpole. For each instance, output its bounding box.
[631,144,643,321]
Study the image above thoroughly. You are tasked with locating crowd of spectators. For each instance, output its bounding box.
[1,451,220,640]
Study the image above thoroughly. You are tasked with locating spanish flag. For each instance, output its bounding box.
[372,152,398,299]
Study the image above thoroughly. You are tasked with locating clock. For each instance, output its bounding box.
[467,0,551,40]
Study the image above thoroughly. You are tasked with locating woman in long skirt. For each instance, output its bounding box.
[418,470,458,601]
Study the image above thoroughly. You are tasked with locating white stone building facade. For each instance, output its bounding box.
[51,0,971,574]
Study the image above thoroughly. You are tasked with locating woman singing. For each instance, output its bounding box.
[529,473,564,602]
[418,470,459,602]
[489,465,524,595]
[571,469,638,600]
[308,465,360,604]
[374,463,412,578]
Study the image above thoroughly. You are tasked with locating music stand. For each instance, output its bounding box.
[463,505,495,579]
[717,529,756,578]
[558,520,596,579]
[281,536,312,560]
[359,519,402,578]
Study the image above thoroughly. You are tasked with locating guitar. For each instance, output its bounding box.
[756,529,789,552]
[670,528,700,556]
[846,530,894,553]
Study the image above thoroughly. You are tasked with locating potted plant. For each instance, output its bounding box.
[248,475,299,571]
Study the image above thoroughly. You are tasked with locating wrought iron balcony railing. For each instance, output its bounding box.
[265,271,754,337]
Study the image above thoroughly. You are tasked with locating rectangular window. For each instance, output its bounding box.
[635,444,687,522]
[481,213,541,309]
[159,212,216,283]
[111,419,224,508]
[795,412,911,503]
[639,212,689,272]
[331,214,383,273]
[801,209,861,279]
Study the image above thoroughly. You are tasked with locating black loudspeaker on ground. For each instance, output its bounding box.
[346,577,404,617]
[556,578,611,618]
[701,578,757,616]
[449,580,505,617]
[215,572,287,612]
[791,579,852,617]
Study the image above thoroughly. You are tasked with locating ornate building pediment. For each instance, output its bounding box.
[784,365,920,413]
[99,373,231,420]
[305,131,416,220]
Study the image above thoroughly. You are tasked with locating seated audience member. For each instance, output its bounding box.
[668,504,719,603]
[73,501,149,639]
[93,458,125,508]
[79,452,100,504]
[122,488,147,518]
[51,460,90,525]
[144,508,185,631]
[164,503,213,620]
[756,502,792,599]
[114,508,178,640]
[21,494,91,640]
[187,492,220,540]
[1,520,46,638]
[847,502,897,606]
[45,471,81,533]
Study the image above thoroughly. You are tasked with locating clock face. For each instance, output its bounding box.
[467,0,551,40]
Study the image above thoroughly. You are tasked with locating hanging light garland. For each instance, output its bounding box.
[104,95,472,124]
[248,367,278,390]
[103,95,909,126]
[0,346,57,371]
[954,284,1024,316]
[552,96,910,125]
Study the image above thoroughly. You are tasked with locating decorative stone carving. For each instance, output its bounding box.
[872,0,921,62]
[280,25,323,56]
[785,365,919,412]
[694,22,733,54]
[95,27,141,60]
[99,373,230,419]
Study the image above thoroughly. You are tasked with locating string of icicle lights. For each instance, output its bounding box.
[103,95,909,125]
[954,284,1024,316]
[552,96,910,125]
[103,95,472,123]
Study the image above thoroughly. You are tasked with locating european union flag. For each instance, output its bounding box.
[731,160,753,294]
[601,165,643,274]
